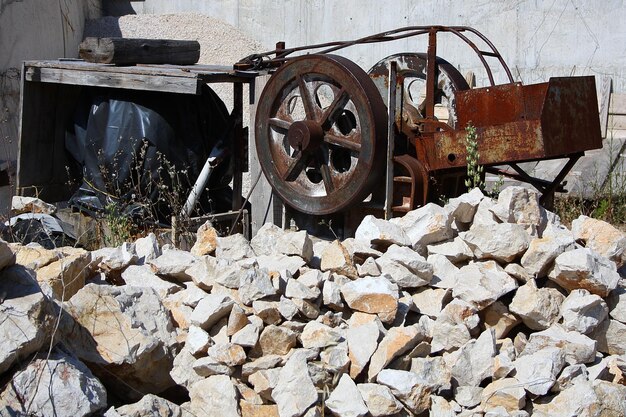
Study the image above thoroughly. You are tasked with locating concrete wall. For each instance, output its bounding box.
[0,0,101,163]
[130,0,626,91]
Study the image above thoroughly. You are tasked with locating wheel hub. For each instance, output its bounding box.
[287,120,324,152]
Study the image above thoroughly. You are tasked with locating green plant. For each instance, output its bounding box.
[464,123,484,191]
[103,202,132,246]
[464,124,483,191]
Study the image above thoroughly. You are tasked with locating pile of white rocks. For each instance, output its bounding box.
[1,186,625,417]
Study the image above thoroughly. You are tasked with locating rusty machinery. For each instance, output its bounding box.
[237,26,602,229]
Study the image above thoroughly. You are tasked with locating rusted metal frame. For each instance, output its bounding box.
[232,82,244,211]
[385,61,398,219]
[236,26,514,85]
[484,166,559,192]
[538,154,583,206]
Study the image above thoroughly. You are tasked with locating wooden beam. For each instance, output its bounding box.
[80,37,200,65]
[24,66,200,95]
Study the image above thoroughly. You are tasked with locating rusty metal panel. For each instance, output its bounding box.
[426,76,602,171]
[541,76,602,156]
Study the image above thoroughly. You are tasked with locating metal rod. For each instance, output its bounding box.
[385,61,397,219]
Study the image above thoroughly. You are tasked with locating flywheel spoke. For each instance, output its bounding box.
[269,117,292,131]
[283,150,307,181]
[297,74,318,121]
[316,150,335,194]
[320,88,349,129]
[324,133,361,152]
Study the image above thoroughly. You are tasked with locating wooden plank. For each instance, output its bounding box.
[25,60,199,78]
[24,66,200,95]
[610,93,626,115]
[598,76,611,138]
[248,74,284,236]
[24,60,255,85]
[80,37,200,65]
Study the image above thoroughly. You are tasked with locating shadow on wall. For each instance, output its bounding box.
[102,0,137,18]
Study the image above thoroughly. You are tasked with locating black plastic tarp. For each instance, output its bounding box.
[65,85,232,223]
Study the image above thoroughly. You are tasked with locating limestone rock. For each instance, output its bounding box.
[256,325,297,356]
[92,244,137,272]
[183,256,217,291]
[608,286,626,323]
[523,325,596,365]
[454,386,483,409]
[189,375,240,417]
[249,368,281,401]
[272,350,318,417]
[240,401,280,417]
[471,197,499,228]
[427,236,473,263]
[561,289,608,334]
[341,276,399,322]
[62,284,177,401]
[509,279,564,330]
[11,243,55,270]
[301,321,342,349]
[355,215,411,247]
[190,293,234,330]
[232,323,260,348]
[252,300,282,325]
[375,244,433,288]
[572,215,626,267]
[515,346,565,395]
[376,369,431,414]
[504,263,534,283]
[170,346,203,388]
[445,187,484,224]
[453,261,518,310]
[356,383,403,417]
[286,278,321,301]
[191,221,218,256]
[427,253,459,289]
[589,319,626,355]
[239,267,277,305]
[0,348,107,417]
[148,247,198,282]
[348,320,380,378]
[532,380,600,417]
[122,265,181,298]
[326,374,368,417]
[186,325,212,355]
[216,233,255,261]
[450,329,497,387]
[481,378,525,413]
[134,233,161,263]
[481,301,521,339]
[409,356,452,392]
[591,380,626,416]
[520,231,575,277]
[0,266,52,375]
[251,223,284,256]
[321,240,357,279]
[411,287,451,318]
[368,325,423,381]
[104,394,181,417]
[207,342,246,366]
[36,250,91,300]
[460,223,530,263]
[552,364,588,392]
[390,202,453,252]
[489,186,547,231]
[322,279,344,310]
[430,300,479,353]
[11,195,56,214]
[275,230,313,263]
[549,247,620,297]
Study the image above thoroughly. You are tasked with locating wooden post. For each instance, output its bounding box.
[248,74,284,236]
